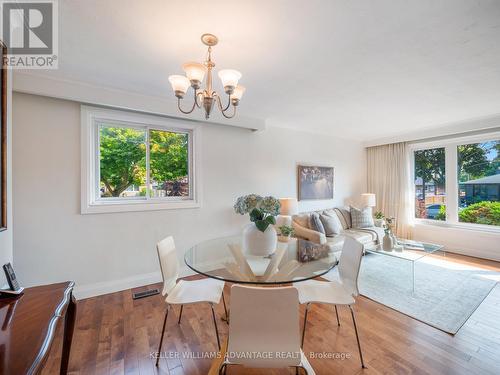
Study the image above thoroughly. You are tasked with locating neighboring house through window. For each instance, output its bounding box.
[411,133,499,228]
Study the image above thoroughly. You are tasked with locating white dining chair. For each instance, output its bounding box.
[218,285,315,374]
[293,236,366,368]
[155,236,227,367]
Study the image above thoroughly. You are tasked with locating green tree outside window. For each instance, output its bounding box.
[99,126,190,198]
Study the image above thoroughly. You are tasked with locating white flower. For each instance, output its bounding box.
[233,194,263,215]
[260,196,281,216]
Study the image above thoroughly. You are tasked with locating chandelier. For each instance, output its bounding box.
[168,34,245,119]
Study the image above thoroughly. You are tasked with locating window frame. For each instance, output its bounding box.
[410,130,500,233]
[81,106,201,214]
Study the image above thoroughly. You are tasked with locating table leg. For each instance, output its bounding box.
[207,340,228,375]
[221,291,229,324]
[412,262,415,294]
[60,294,77,375]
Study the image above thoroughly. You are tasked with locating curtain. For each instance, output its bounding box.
[367,142,413,239]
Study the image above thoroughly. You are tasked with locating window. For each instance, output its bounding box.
[82,106,199,213]
[99,126,146,198]
[411,133,500,229]
[457,140,499,226]
[414,147,446,220]
[149,129,190,198]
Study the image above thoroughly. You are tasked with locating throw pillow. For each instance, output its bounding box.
[350,206,374,228]
[309,212,326,234]
[320,212,343,236]
[333,207,352,229]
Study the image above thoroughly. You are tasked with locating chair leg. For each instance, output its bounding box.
[349,305,366,368]
[156,305,170,367]
[334,305,341,326]
[210,303,221,350]
[218,363,228,375]
[178,305,183,324]
[222,291,229,323]
[301,303,310,348]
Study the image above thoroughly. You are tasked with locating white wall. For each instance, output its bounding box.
[12,93,366,299]
[0,70,13,288]
[413,224,500,262]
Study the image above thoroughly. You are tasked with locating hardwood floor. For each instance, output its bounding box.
[42,253,500,375]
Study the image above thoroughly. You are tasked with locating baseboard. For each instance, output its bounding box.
[74,266,196,300]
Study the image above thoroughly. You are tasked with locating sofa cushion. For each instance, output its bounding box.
[350,206,374,228]
[343,228,377,243]
[324,235,345,252]
[324,227,383,251]
[319,212,342,236]
[309,212,325,234]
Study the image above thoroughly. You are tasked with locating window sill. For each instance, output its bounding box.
[81,199,201,214]
[414,219,500,234]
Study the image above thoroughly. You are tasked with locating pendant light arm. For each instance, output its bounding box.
[177,89,198,114]
[215,93,236,119]
[214,92,232,113]
[195,91,204,108]
[221,104,236,119]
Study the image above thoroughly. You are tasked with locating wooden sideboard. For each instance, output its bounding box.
[0,281,76,374]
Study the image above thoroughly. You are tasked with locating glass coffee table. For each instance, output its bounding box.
[365,239,445,293]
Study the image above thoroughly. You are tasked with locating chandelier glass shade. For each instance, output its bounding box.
[168,34,244,119]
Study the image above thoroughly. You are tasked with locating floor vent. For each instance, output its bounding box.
[132,288,160,300]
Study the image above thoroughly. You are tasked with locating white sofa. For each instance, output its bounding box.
[292,207,384,252]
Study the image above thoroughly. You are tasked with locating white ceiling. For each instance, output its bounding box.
[18,0,500,141]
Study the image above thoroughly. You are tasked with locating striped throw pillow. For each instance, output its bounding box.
[333,207,352,229]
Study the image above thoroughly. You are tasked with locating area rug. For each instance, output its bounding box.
[325,253,499,334]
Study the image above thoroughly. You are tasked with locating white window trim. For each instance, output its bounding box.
[409,130,500,233]
[81,105,202,214]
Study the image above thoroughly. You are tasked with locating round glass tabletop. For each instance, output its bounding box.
[184,236,338,285]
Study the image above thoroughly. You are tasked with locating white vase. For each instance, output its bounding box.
[242,223,277,256]
[382,233,394,251]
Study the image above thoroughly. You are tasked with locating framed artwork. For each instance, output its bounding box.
[1,42,6,232]
[297,165,334,201]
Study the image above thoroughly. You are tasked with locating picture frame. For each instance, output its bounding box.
[1,42,7,232]
[297,165,334,201]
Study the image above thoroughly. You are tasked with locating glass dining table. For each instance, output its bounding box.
[184,235,338,285]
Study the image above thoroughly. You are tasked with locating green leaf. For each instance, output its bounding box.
[265,215,276,225]
[255,220,270,232]
[250,208,264,222]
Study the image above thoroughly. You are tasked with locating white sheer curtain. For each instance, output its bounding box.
[367,142,413,239]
